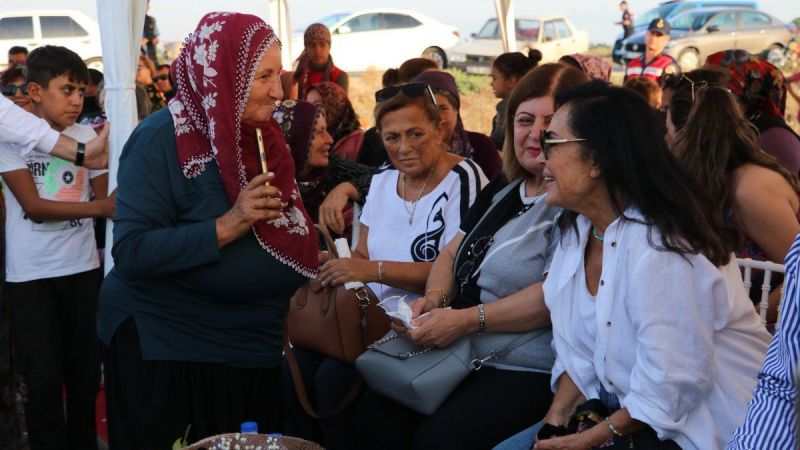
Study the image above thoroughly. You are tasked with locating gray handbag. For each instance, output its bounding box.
[355,329,546,415]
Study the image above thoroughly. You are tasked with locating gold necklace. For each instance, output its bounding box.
[401,165,436,226]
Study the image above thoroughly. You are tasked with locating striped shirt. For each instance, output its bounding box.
[727,233,800,449]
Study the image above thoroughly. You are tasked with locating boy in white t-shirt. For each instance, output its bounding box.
[0,46,114,450]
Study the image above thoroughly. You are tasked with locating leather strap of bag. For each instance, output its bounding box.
[284,329,364,419]
[283,224,365,419]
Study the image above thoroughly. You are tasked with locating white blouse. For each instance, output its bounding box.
[544,209,770,450]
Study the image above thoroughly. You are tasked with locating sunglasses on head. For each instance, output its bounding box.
[539,130,587,160]
[374,82,438,107]
[1,83,28,97]
[154,74,170,81]
[663,74,729,101]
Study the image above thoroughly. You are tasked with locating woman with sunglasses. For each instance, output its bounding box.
[1,66,32,113]
[353,63,587,450]
[667,71,800,325]
[285,82,487,450]
[530,81,769,450]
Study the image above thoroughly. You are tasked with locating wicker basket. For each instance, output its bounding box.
[181,433,325,450]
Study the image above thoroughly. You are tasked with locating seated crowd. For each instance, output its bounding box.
[1,11,800,450]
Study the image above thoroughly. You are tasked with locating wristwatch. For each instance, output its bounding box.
[75,142,86,167]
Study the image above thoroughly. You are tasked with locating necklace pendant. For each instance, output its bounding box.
[408,216,413,226]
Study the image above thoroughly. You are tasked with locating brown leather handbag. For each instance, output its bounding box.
[284,225,390,418]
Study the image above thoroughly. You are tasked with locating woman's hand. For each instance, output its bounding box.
[534,433,593,450]
[319,182,357,234]
[409,296,438,319]
[215,172,282,248]
[318,257,377,287]
[407,308,470,348]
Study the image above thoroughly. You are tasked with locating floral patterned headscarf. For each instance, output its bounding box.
[168,12,317,277]
[565,54,612,82]
[306,82,360,143]
[705,50,786,120]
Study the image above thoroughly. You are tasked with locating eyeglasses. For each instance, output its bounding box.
[663,74,729,102]
[374,82,438,107]
[455,235,494,293]
[540,130,587,160]
[154,74,170,81]
[0,84,28,97]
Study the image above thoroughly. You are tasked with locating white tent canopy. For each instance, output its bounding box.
[494,0,517,54]
[96,0,146,273]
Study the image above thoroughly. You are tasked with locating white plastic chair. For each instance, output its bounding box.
[736,258,786,329]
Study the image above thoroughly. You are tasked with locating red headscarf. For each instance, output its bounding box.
[168,12,318,278]
[705,50,786,120]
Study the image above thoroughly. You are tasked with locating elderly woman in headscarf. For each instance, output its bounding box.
[559,53,612,82]
[412,70,502,179]
[705,50,800,174]
[305,81,364,161]
[291,23,349,100]
[98,12,318,449]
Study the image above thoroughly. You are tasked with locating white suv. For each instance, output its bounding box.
[0,10,103,71]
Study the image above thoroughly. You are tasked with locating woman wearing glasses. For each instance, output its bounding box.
[531,82,769,450]
[1,66,32,113]
[354,63,587,450]
[666,70,799,323]
[286,82,487,450]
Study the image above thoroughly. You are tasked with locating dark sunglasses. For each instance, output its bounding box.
[374,82,438,107]
[154,74,170,81]
[1,83,28,97]
[540,130,587,160]
[455,235,494,293]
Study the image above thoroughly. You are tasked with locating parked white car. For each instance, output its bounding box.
[0,10,103,71]
[292,9,460,72]
[448,15,589,74]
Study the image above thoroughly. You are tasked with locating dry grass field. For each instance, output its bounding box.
[349,62,800,136]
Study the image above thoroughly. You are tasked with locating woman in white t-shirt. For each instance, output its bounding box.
[284,82,486,450]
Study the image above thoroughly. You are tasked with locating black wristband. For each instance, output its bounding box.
[75,142,85,167]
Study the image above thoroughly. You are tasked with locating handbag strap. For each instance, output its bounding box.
[283,322,364,419]
[317,224,339,258]
[470,328,549,370]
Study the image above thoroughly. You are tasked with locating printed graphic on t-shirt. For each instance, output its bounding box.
[26,157,88,232]
[411,192,448,262]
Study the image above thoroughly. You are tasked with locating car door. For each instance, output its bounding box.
[538,20,560,62]
[738,11,774,53]
[330,13,384,72]
[0,16,37,59]
[39,15,92,59]
[702,11,740,57]
[554,19,578,55]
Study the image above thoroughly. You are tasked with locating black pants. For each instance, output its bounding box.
[282,348,361,450]
[5,269,102,450]
[105,319,284,450]
[356,367,553,450]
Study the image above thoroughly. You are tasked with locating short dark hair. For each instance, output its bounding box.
[156,64,171,72]
[8,46,28,56]
[663,69,728,132]
[0,66,27,87]
[554,80,737,266]
[382,58,439,88]
[26,46,89,88]
[374,92,440,132]
[88,68,104,86]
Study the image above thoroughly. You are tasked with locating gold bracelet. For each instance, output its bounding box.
[377,261,383,283]
[424,288,449,307]
[604,416,624,437]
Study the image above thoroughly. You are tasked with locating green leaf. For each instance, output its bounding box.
[171,424,192,449]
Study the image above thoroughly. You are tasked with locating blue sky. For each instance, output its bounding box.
[3,0,798,46]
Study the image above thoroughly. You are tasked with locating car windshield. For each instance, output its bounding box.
[638,4,680,26]
[476,19,499,38]
[670,11,716,30]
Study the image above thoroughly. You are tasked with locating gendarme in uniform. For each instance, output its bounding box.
[625,18,681,83]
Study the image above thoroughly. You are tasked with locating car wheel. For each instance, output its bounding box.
[678,48,699,71]
[765,44,784,67]
[422,47,446,69]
